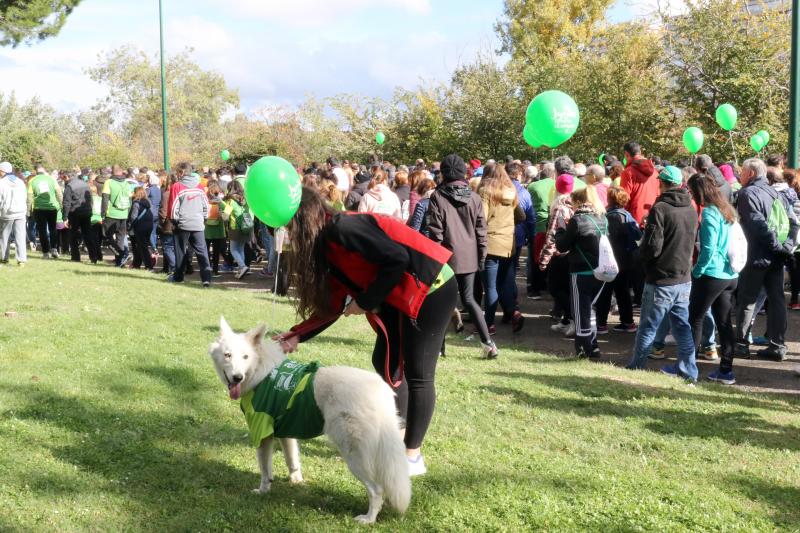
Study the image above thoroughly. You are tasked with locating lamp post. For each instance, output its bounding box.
[790,0,799,167]
[159,0,170,171]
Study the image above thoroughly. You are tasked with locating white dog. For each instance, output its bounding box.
[208,317,411,524]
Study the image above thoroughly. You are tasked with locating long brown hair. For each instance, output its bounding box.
[478,164,518,207]
[288,187,337,320]
[687,173,736,223]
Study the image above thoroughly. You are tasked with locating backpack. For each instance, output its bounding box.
[767,194,790,245]
[112,181,130,211]
[577,215,619,282]
[727,220,747,273]
[237,207,254,233]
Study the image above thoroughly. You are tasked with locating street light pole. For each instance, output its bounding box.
[159,0,170,171]
[789,0,800,168]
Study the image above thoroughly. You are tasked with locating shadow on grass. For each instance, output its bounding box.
[481,374,800,452]
[726,474,800,529]
[64,268,233,290]
[3,384,364,527]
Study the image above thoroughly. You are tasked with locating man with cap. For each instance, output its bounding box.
[0,162,28,265]
[626,166,699,382]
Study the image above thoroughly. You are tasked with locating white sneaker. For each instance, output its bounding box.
[551,322,568,334]
[564,321,576,337]
[407,455,427,477]
[664,334,677,346]
[481,341,498,359]
[235,266,249,280]
[50,250,59,259]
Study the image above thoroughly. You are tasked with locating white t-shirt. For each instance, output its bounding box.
[332,167,349,193]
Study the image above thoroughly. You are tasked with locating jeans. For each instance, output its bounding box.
[482,255,515,327]
[627,282,697,381]
[161,233,175,273]
[654,308,715,348]
[0,218,27,262]
[736,262,786,347]
[230,238,246,268]
[33,209,58,254]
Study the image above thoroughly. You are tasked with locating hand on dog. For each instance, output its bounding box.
[273,334,299,354]
[344,299,366,316]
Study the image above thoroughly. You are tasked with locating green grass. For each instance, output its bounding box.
[1,258,800,532]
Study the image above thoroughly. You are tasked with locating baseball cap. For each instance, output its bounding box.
[658,166,683,185]
[0,162,12,174]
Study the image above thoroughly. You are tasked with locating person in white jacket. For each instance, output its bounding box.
[0,162,29,265]
[357,168,402,219]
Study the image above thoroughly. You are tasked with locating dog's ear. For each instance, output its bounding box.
[219,316,234,337]
[245,323,267,347]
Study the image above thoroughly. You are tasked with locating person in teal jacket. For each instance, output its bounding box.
[686,173,739,385]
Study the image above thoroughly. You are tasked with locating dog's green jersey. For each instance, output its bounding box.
[240,359,325,447]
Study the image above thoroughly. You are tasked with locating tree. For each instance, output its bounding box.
[0,0,82,47]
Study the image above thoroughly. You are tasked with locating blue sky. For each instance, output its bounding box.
[0,0,661,114]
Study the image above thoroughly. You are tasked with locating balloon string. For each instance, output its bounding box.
[270,251,281,333]
[729,131,738,166]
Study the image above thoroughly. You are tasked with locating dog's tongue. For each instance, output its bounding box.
[228,382,242,400]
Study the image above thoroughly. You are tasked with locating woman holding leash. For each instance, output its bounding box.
[275,186,458,477]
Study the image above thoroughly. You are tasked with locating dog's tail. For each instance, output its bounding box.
[376,400,411,513]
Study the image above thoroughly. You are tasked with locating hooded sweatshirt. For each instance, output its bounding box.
[170,174,209,232]
[427,180,488,274]
[345,172,370,211]
[0,175,28,220]
[357,183,402,219]
[620,157,660,226]
[640,187,697,286]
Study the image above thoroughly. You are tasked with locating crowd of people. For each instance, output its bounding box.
[1,147,799,389]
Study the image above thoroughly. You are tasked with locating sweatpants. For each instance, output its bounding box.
[0,218,27,262]
[689,275,737,372]
[371,276,457,450]
[33,209,58,254]
[173,229,212,283]
[571,273,604,357]
[456,272,491,343]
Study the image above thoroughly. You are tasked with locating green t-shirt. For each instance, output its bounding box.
[528,178,554,233]
[90,195,102,224]
[240,359,325,446]
[102,178,131,219]
[28,173,60,211]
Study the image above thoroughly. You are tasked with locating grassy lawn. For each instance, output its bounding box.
[1,258,800,532]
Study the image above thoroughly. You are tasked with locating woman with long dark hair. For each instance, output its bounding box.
[687,173,739,385]
[275,186,458,477]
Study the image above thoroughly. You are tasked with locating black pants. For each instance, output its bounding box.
[206,238,226,273]
[630,249,645,306]
[595,268,634,327]
[133,230,153,269]
[456,272,491,343]
[371,277,457,450]
[736,262,786,347]
[173,229,212,283]
[89,224,103,263]
[548,255,572,321]
[571,274,604,357]
[791,252,800,302]
[68,213,94,262]
[103,218,127,263]
[33,209,58,254]
[689,275,737,372]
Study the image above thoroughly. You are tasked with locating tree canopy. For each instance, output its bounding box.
[0,0,82,47]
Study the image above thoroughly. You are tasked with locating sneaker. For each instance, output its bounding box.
[257,267,272,278]
[202,281,211,288]
[119,253,131,267]
[548,309,562,322]
[757,344,788,362]
[590,347,601,359]
[50,250,59,259]
[664,334,677,346]
[789,303,800,311]
[29,242,36,251]
[527,291,542,300]
[487,324,497,336]
[166,275,183,283]
[407,454,427,477]
[752,336,770,346]
[41,252,50,260]
[649,345,666,360]
[550,321,569,334]
[481,340,499,359]
[219,264,235,273]
[735,342,751,359]
[235,266,249,280]
[612,323,638,333]
[564,321,576,338]
[211,271,221,278]
[660,364,681,378]
[707,369,736,385]
[699,345,718,361]
[597,325,609,335]
[511,311,525,333]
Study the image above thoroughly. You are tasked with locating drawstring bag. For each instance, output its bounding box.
[578,216,619,282]
[727,221,747,273]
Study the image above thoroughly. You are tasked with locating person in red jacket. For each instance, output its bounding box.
[620,141,660,227]
[275,187,458,477]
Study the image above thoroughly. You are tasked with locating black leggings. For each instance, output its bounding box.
[595,268,634,327]
[689,275,737,372]
[456,272,491,343]
[371,276,457,450]
[548,255,572,321]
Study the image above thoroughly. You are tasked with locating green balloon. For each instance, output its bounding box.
[598,153,606,165]
[376,131,386,145]
[750,134,765,152]
[715,104,738,131]
[244,156,302,228]
[524,90,580,148]
[220,149,230,161]
[523,123,542,147]
[682,127,704,154]
[756,130,770,146]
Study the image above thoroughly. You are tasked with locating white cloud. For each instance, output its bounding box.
[221,0,431,26]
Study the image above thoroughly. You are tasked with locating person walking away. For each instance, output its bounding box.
[169,170,212,286]
[159,174,177,274]
[694,155,732,204]
[734,159,798,362]
[128,187,155,271]
[407,178,436,236]
[221,180,252,280]
[595,187,641,334]
[427,154,497,358]
[585,164,608,212]
[27,165,62,259]
[684,173,739,385]
[328,157,351,196]
[147,171,162,252]
[540,173,576,335]
[87,183,103,264]
[626,166,699,381]
[506,162,534,331]
[345,168,371,211]
[555,188,606,358]
[62,170,95,262]
[0,163,28,265]
[393,171,411,221]
[101,165,132,267]
[358,169,402,219]
[527,162,556,299]
[204,180,226,276]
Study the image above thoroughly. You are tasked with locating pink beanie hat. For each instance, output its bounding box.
[719,164,736,184]
[555,173,574,195]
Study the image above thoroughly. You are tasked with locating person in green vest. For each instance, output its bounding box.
[27,165,62,259]
[88,183,103,264]
[101,164,132,267]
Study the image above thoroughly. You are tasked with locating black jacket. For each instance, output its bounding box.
[738,175,800,268]
[62,177,92,217]
[426,181,487,274]
[345,181,369,211]
[640,187,697,286]
[555,205,604,274]
[129,199,154,234]
[606,207,642,270]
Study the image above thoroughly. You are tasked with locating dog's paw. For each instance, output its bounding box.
[288,471,304,484]
[252,485,271,495]
[353,514,376,525]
